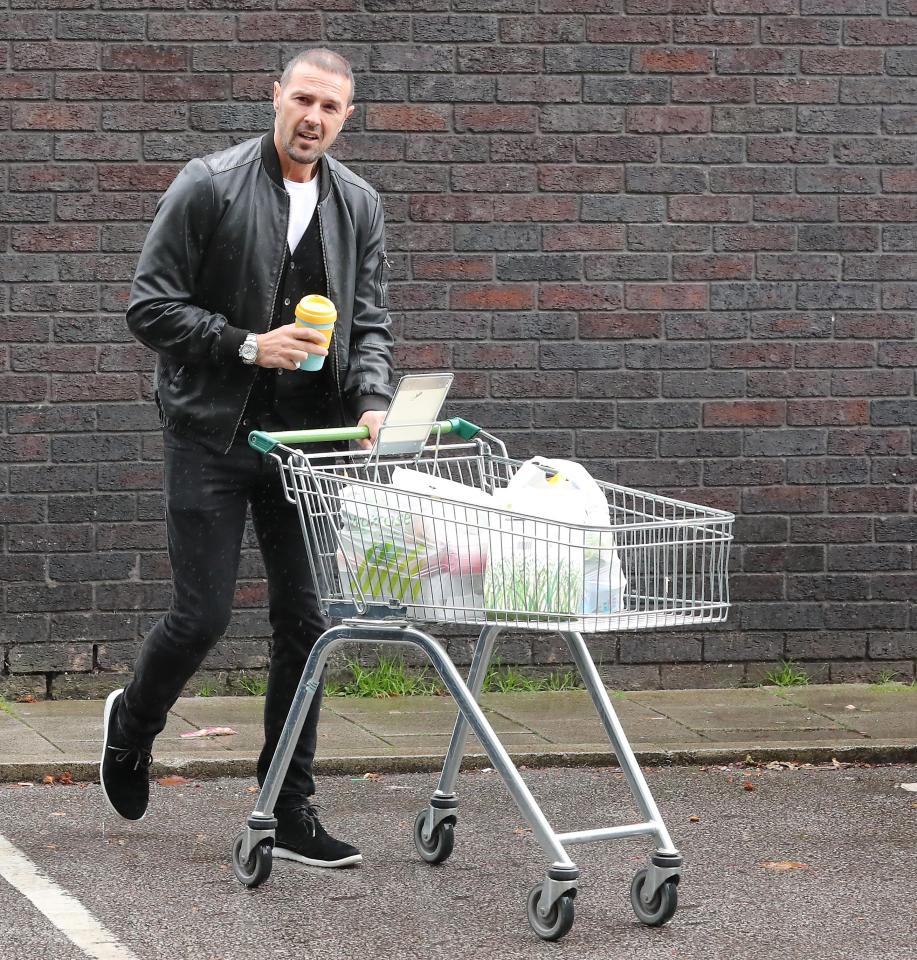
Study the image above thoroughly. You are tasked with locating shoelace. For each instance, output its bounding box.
[284,802,323,837]
[107,744,153,772]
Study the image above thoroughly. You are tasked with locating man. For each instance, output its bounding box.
[100,48,394,869]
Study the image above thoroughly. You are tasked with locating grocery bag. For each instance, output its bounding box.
[335,483,432,603]
[483,458,626,621]
[336,470,495,613]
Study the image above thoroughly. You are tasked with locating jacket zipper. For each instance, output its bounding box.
[227,199,289,453]
[317,203,343,412]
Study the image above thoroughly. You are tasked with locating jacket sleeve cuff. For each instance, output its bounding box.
[214,323,249,364]
[351,393,390,421]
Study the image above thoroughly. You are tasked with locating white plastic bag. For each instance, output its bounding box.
[483,458,625,620]
[336,470,494,614]
[335,482,433,603]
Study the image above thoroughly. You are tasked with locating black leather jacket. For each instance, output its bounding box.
[127,134,394,454]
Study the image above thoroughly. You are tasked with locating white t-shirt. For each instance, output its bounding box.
[283,174,320,253]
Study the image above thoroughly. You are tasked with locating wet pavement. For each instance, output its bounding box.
[1,762,916,959]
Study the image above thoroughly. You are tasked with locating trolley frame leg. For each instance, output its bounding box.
[241,621,578,890]
[420,625,501,839]
[560,630,682,899]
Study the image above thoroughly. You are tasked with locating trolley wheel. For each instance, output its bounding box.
[629,869,678,927]
[413,809,455,865]
[526,884,575,942]
[232,833,273,888]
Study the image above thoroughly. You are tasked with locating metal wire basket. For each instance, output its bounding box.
[255,421,734,634]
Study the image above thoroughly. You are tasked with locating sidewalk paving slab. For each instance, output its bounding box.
[0,683,914,783]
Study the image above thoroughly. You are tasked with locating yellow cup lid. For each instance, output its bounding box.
[295,294,336,324]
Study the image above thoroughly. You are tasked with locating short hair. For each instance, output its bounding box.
[280,48,354,106]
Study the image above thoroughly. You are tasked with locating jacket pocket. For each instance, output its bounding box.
[374,250,390,309]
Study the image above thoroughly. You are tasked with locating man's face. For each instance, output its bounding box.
[273,64,354,170]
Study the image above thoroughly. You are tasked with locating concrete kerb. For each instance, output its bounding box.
[4,740,917,785]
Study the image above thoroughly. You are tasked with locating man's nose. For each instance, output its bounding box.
[303,106,321,129]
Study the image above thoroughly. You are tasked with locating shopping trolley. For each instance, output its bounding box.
[231,416,733,941]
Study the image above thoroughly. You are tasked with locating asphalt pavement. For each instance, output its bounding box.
[1,763,915,960]
[0,684,915,959]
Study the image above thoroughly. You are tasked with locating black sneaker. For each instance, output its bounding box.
[100,688,152,821]
[274,803,362,868]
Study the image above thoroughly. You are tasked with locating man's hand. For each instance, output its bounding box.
[356,410,386,450]
[255,324,328,370]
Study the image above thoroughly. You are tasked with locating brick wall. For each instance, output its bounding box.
[1,3,916,699]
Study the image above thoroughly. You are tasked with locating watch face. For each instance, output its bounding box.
[241,338,257,361]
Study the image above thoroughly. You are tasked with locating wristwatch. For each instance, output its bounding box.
[239,333,259,365]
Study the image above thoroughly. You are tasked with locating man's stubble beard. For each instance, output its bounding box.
[281,134,322,167]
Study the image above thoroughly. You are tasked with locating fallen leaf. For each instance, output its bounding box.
[14,782,33,788]
[246,785,259,794]
[512,827,531,836]
[42,775,55,785]
[688,816,700,823]
[156,774,192,787]
[50,812,66,818]
[350,772,381,782]
[831,757,847,769]
[58,771,73,785]
[761,861,809,871]
[743,781,756,792]
[899,783,917,793]
[15,694,36,703]
[179,726,237,739]
[844,704,857,711]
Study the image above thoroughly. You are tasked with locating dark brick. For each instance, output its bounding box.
[635,46,714,74]
[13,41,100,71]
[672,16,756,44]
[830,486,911,514]
[456,46,543,75]
[412,15,497,43]
[754,197,837,224]
[7,583,92,613]
[540,342,625,370]
[867,632,917,659]
[371,43,452,73]
[578,370,659,398]
[738,602,824,631]
[533,401,616,429]
[617,402,700,429]
[705,458,785,485]
[497,76,581,104]
[704,632,784,663]
[714,106,794,133]
[871,400,917,427]
[627,105,710,133]
[57,14,144,41]
[495,254,580,282]
[9,642,93,673]
[493,195,576,221]
[717,47,799,74]
[788,457,870,485]
[589,15,671,43]
[491,371,574,398]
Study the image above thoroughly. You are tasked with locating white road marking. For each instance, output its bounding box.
[0,833,140,960]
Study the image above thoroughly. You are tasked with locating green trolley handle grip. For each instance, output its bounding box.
[248,417,482,454]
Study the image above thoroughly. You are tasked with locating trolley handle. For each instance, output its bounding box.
[248,417,482,454]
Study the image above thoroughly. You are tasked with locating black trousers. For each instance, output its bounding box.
[118,427,327,804]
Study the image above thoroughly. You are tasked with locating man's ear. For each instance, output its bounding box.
[272,80,282,112]
[344,104,355,124]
